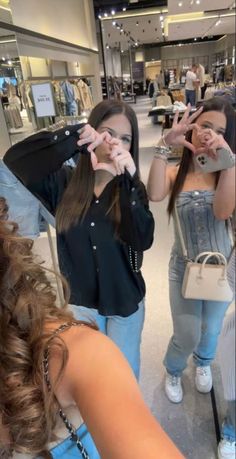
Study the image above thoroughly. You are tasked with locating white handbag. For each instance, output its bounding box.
[174,205,233,302]
[182,252,233,301]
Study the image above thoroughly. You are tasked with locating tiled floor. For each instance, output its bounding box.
[17,96,234,459]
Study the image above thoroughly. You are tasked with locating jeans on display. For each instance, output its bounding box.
[66,100,78,116]
[222,400,236,442]
[163,253,231,376]
[185,89,196,106]
[0,160,41,238]
[69,300,145,380]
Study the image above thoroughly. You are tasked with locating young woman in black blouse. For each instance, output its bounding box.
[4,99,154,379]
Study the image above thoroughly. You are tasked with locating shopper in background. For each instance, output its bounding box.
[147,97,235,403]
[197,63,206,99]
[157,70,165,91]
[217,310,236,459]
[0,197,184,459]
[185,64,199,106]
[4,99,154,380]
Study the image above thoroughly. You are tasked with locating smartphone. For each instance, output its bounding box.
[194,147,235,173]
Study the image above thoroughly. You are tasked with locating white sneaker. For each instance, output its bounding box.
[195,365,212,393]
[165,373,183,403]
[218,439,236,459]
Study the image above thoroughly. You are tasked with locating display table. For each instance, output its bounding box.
[148,106,196,129]
[122,92,137,103]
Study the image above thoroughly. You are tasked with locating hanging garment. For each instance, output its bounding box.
[0,160,41,238]
[76,79,93,111]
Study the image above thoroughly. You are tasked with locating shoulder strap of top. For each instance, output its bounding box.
[43,321,90,459]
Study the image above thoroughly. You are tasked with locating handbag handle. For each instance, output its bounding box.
[195,251,227,265]
[196,252,227,279]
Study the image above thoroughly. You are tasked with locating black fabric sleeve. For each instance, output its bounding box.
[3,123,86,186]
[119,172,155,251]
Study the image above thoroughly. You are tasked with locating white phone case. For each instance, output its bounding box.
[195,148,235,173]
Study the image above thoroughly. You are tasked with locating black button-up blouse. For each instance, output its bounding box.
[4,125,155,317]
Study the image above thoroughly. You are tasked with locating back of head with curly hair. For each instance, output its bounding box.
[0,197,94,458]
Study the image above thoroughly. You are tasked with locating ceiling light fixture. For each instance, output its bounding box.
[2,57,6,61]
[196,0,200,4]
[112,21,116,25]
[160,15,164,21]
[194,37,197,40]
[98,14,102,19]
[111,9,115,15]
[106,44,109,49]
[178,2,183,6]
[104,12,108,17]
[122,7,126,11]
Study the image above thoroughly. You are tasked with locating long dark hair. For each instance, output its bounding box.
[168,97,236,216]
[56,100,139,233]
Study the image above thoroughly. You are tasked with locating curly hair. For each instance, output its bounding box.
[0,197,94,458]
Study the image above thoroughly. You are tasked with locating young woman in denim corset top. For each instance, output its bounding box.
[147,97,235,405]
[4,100,154,381]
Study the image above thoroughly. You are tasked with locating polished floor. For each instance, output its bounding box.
[19,96,234,459]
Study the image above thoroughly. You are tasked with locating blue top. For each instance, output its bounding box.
[172,190,232,261]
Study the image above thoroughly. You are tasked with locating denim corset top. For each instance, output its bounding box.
[172,190,232,261]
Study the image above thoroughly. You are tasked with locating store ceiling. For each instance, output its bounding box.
[99,0,235,49]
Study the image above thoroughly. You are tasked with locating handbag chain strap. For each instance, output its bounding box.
[174,204,192,261]
[43,322,90,459]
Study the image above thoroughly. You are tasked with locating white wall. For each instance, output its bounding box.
[10,0,97,50]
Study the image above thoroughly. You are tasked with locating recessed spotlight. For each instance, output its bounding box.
[121,50,124,53]
[194,37,197,40]
[106,44,109,49]
[112,21,116,26]
[160,15,164,21]
[136,21,139,26]
[98,14,102,19]
[2,57,5,61]
[178,1,183,6]
[111,9,115,15]
[135,42,138,46]
[104,12,108,17]
[162,32,165,36]
[7,60,12,65]
[122,7,126,11]
[120,28,124,32]
[196,0,200,4]
[161,22,164,28]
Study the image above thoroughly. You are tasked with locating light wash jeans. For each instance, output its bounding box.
[164,254,231,376]
[69,300,145,380]
[222,400,236,442]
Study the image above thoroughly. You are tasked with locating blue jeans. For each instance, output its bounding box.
[222,400,236,442]
[69,300,145,379]
[164,254,231,376]
[185,89,196,106]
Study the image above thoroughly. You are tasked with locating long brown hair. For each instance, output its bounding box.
[167,97,236,216]
[56,100,140,233]
[0,198,95,458]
